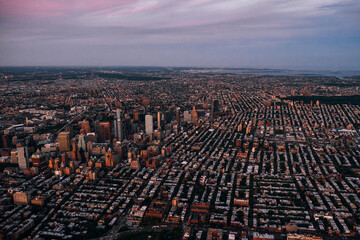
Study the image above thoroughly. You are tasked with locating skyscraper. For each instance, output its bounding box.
[184,111,191,122]
[58,132,70,152]
[17,147,29,170]
[105,149,114,167]
[145,114,153,135]
[212,100,220,112]
[176,108,180,122]
[116,109,123,141]
[13,191,31,205]
[1,135,9,148]
[134,110,139,122]
[78,133,87,152]
[98,122,111,142]
[157,111,161,130]
[191,106,198,122]
[81,120,91,133]
[32,151,47,170]
[11,149,17,163]
[210,100,219,121]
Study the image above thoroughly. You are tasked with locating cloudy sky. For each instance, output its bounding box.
[0,0,359,70]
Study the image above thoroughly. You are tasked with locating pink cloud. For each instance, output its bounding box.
[0,0,132,18]
[100,3,164,17]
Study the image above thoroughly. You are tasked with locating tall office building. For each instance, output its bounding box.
[81,120,91,133]
[211,100,219,121]
[212,100,219,112]
[18,147,29,170]
[97,122,111,142]
[78,133,87,152]
[58,132,71,152]
[32,151,47,170]
[145,114,153,135]
[13,191,31,205]
[113,120,116,140]
[133,110,139,122]
[1,135,9,148]
[65,124,74,138]
[105,149,114,167]
[184,111,191,122]
[93,120,99,133]
[11,149,17,163]
[176,108,180,122]
[191,106,198,122]
[116,109,123,141]
[157,111,161,130]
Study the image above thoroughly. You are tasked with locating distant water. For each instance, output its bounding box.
[202,68,360,78]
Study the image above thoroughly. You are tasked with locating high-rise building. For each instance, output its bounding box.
[116,109,123,141]
[105,149,114,167]
[17,147,29,170]
[210,100,219,121]
[134,110,139,122]
[31,151,47,170]
[130,159,140,170]
[145,114,153,135]
[71,139,77,161]
[212,100,220,112]
[58,132,70,152]
[116,108,121,119]
[184,111,191,122]
[65,124,74,138]
[78,133,87,152]
[93,120,99,133]
[176,108,180,122]
[97,122,111,142]
[1,135,9,148]
[81,120,91,133]
[13,191,31,205]
[157,111,161,130]
[12,136,17,146]
[11,149,17,163]
[191,106,198,122]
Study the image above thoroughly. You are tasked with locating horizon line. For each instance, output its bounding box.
[0,65,360,73]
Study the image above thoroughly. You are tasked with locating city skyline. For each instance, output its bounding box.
[0,0,360,70]
[1,2,360,239]
[1,67,360,239]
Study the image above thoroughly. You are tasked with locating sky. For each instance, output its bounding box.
[0,0,359,70]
